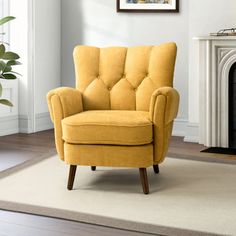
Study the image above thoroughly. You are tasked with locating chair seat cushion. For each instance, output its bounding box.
[62,110,153,145]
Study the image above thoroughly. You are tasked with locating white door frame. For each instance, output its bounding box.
[27,0,36,133]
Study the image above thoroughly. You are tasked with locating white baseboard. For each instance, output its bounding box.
[0,112,53,136]
[19,115,29,133]
[35,112,53,132]
[184,123,199,143]
[173,118,188,137]
[20,112,53,133]
[0,115,19,136]
[173,119,199,143]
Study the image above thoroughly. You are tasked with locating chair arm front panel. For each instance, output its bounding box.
[47,87,83,160]
[149,87,180,163]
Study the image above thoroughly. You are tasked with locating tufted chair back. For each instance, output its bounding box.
[73,43,177,111]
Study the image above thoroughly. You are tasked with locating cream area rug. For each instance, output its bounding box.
[0,156,236,236]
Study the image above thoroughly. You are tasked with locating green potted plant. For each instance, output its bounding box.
[0,16,21,107]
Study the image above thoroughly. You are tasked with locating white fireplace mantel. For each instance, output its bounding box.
[193,36,236,147]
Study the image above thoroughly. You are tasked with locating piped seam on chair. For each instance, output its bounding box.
[150,88,179,125]
[51,94,66,119]
[154,94,167,163]
[47,93,55,123]
[160,98,168,163]
[62,122,152,127]
[62,139,153,145]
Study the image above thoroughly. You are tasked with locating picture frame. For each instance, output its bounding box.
[117,0,179,13]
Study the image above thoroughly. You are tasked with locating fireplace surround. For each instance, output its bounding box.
[229,62,236,148]
[194,36,236,148]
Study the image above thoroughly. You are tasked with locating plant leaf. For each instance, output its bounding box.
[0,16,15,26]
[0,61,6,72]
[0,83,2,97]
[2,52,20,60]
[10,71,21,76]
[0,99,13,107]
[0,44,5,58]
[3,65,12,73]
[7,60,22,66]
[2,73,17,80]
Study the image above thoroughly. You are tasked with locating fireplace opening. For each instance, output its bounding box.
[229,62,236,148]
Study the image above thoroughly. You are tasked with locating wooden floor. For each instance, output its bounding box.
[0,131,55,172]
[169,136,236,161]
[0,130,235,236]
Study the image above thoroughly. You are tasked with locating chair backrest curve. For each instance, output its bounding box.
[73,43,177,111]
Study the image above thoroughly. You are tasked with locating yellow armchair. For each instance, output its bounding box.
[47,43,180,194]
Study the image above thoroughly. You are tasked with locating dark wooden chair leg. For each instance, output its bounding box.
[91,166,96,171]
[153,165,159,174]
[67,165,77,190]
[139,168,149,194]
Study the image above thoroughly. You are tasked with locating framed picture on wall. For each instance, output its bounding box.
[117,0,179,13]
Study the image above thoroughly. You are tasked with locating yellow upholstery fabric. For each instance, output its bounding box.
[62,110,152,145]
[64,143,153,168]
[47,87,83,160]
[150,87,180,163]
[73,43,177,111]
[47,42,179,168]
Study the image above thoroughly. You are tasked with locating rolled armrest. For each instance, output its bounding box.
[150,87,179,125]
[47,87,83,122]
[149,87,179,164]
[47,87,83,160]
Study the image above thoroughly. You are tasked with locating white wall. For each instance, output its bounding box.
[10,0,28,117]
[33,0,61,132]
[9,0,61,134]
[34,0,61,115]
[61,0,189,122]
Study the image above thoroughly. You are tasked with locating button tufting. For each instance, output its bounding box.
[108,87,111,91]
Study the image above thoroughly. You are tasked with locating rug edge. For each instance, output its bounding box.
[0,150,57,179]
[0,201,221,236]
